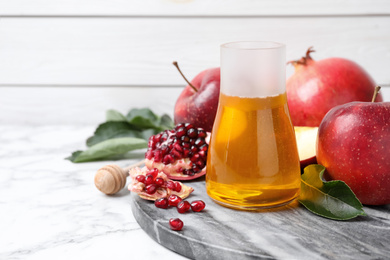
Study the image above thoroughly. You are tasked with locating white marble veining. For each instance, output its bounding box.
[0,125,187,260]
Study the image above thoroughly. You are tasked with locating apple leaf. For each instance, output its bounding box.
[298,164,366,220]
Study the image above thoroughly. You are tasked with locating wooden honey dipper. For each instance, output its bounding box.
[94,160,145,195]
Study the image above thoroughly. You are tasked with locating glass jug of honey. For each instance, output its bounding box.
[206,41,301,210]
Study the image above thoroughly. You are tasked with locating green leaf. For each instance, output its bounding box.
[106,109,127,122]
[86,121,143,147]
[298,164,366,220]
[65,150,83,162]
[67,137,148,163]
[159,114,175,129]
[126,108,159,128]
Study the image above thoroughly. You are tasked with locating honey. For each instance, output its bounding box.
[206,92,301,209]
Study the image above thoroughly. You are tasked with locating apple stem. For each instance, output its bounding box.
[172,61,198,92]
[371,86,381,102]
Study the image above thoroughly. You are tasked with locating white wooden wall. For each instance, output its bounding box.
[1,0,389,125]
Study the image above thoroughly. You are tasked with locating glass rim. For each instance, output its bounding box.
[221,41,285,50]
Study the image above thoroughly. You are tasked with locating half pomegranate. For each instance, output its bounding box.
[144,123,210,180]
[128,167,194,201]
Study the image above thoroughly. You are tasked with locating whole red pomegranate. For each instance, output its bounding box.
[286,47,382,126]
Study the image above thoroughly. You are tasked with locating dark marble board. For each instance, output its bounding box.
[130,179,390,260]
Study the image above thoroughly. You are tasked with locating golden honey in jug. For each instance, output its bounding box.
[206,42,301,209]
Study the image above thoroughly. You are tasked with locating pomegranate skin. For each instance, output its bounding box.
[287,50,382,127]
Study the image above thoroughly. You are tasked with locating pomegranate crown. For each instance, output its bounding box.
[288,47,315,67]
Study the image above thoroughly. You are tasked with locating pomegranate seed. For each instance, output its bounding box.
[154,133,162,143]
[145,175,154,186]
[145,150,154,160]
[190,153,200,163]
[173,143,183,152]
[166,181,176,190]
[190,146,198,154]
[181,136,190,143]
[187,128,198,138]
[148,168,159,179]
[198,150,207,158]
[172,149,182,159]
[176,127,186,137]
[135,175,146,183]
[154,177,164,187]
[182,142,191,149]
[154,150,163,162]
[175,123,185,130]
[192,165,201,173]
[197,129,207,138]
[195,138,205,146]
[154,198,169,209]
[145,184,157,194]
[196,159,205,169]
[174,182,182,192]
[185,123,194,129]
[183,149,191,157]
[160,145,169,156]
[190,139,196,145]
[163,154,174,164]
[168,194,183,207]
[148,140,156,149]
[169,218,184,231]
[191,200,206,212]
[199,144,208,152]
[183,169,193,176]
[177,201,191,213]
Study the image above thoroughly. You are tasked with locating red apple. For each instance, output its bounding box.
[317,89,390,205]
[294,126,318,169]
[173,62,220,132]
[287,47,383,127]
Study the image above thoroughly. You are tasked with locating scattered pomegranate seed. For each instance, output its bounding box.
[135,175,146,183]
[145,184,158,194]
[169,218,184,231]
[177,201,191,213]
[154,198,169,209]
[191,200,206,212]
[168,195,183,207]
[154,177,164,187]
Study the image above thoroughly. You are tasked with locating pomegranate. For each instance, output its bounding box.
[128,167,194,201]
[190,200,206,212]
[145,123,210,180]
[169,218,184,231]
[177,201,191,214]
[287,47,382,127]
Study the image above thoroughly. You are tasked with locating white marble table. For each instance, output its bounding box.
[1,124,389,260]
[0,125,187,260]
